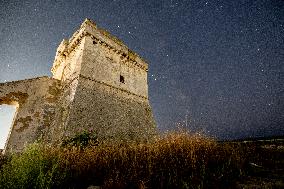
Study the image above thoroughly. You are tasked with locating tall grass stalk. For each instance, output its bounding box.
[0,132,245,189]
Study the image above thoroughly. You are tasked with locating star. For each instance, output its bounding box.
[169,0,178,8]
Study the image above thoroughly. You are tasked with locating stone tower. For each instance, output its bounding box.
[0,19,156,153]
[50,18,156,141]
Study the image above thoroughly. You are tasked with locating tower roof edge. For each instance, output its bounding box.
[81,18,97,29]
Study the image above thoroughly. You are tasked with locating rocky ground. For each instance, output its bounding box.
[236,139,284,189]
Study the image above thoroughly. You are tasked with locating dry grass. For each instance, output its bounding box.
[0,132,246,189]
[57,132,244,188]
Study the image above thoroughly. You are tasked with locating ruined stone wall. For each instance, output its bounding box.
[0,77,61,153]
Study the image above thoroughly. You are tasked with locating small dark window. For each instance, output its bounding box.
[120,75,125,83]
[93,41,97,45]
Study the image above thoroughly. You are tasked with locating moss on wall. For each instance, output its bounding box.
[15,116,33,132]
[0,92,28,105]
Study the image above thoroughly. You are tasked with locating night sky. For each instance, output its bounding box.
[0,0,283,147]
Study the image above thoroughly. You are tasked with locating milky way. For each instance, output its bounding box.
[0,0,283,142]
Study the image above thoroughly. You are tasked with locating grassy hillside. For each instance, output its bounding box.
[0,131,283,189]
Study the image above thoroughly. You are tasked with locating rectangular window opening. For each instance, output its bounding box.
[120,75,125,84]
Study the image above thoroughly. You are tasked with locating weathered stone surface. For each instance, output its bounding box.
[1,18,156,153]
[0,77,61,152]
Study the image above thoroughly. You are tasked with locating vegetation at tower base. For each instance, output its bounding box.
[0,131,283,189]
[62,129,99,148]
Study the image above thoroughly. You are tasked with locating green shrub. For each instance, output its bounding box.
[0,143,63,189]
[0,153,9,171]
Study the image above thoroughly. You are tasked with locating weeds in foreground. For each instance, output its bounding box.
[0,152,8,171]
[0,132,246,189]
[0,144,63,189]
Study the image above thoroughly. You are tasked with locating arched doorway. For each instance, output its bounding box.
[0,104,18,150]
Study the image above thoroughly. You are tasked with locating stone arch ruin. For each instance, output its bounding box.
[0,77,60,153]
